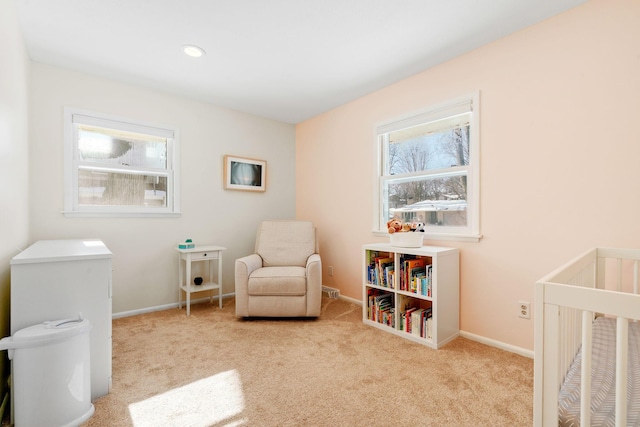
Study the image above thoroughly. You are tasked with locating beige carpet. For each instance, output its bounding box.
[83,297,533,426]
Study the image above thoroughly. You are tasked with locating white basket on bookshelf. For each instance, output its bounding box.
[389,232,424,248]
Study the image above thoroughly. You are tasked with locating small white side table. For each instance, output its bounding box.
[177,245,226,315]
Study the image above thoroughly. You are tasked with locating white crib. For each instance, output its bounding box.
[534,247,640,427]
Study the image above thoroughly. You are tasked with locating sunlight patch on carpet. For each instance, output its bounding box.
[128,370,245,426]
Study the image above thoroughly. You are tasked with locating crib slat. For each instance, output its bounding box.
[542,303,560,427]
[615,316,628,427]
[580,310,593,427]
[634,260,638,295]
[635,261,638,323]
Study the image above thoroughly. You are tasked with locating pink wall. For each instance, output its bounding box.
[295,0,640,351]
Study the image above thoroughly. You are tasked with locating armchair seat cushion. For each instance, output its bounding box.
[248,266,306,296]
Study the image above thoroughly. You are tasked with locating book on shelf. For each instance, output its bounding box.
[404,306,418,333]
[425,264,433,297]
[409,266,424,293]
[365,251,380,284]
[425,310,433,339]
[422,308,433,339]
[377,257,394,288]
[410,308,425,337]
[385,266,395,289]
[366,252,395,288]
[398,254,416,291]
[403,258,423,291]
[410,264,433,296]
[367,289,394,327]
[401,258,432,293]
[402,305,432,338]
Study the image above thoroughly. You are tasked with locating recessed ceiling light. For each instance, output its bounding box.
[183,45,205,58]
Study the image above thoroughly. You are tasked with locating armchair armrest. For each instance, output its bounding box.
[236,253,263,277]
[306,253,321,272]
[306,253,322,316]
[235,254,263,317]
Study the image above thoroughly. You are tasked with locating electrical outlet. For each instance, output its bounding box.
[518,301,531,319]
[328,266,334,277]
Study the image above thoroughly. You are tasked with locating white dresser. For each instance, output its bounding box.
[10,239,112,400]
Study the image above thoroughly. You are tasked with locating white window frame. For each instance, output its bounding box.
[63,108,181,217]
[373,92,481,242]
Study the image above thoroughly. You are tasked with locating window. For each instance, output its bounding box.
[376,93,480,240]
[64,108,180,217]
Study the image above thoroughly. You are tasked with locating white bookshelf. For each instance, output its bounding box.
[362,243,460,349]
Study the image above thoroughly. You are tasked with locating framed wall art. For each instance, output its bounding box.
[223,155,266,192]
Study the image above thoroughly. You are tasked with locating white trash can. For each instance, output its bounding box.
[0,316,94,427]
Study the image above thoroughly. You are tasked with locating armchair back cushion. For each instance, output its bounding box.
[255,220,316,267]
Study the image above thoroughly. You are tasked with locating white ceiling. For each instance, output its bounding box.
[16,0,588,124]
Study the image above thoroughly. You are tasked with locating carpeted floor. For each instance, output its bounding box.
[82,297,533,426]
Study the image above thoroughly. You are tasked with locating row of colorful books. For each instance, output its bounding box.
[366,251,434,293]
[399,306,433,339]
[366,289,395,327]
[399,255,433,296]
[366,252,395,289]
[408,264,432,297]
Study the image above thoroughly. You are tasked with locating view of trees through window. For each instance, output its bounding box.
[383,117,470,228]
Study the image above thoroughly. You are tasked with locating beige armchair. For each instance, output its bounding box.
[235,220,322,317]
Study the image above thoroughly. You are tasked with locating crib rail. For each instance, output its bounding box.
[534,248,640,427]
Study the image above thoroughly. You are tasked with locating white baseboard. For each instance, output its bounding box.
[459,330,534,359]
[112,293,234,319]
